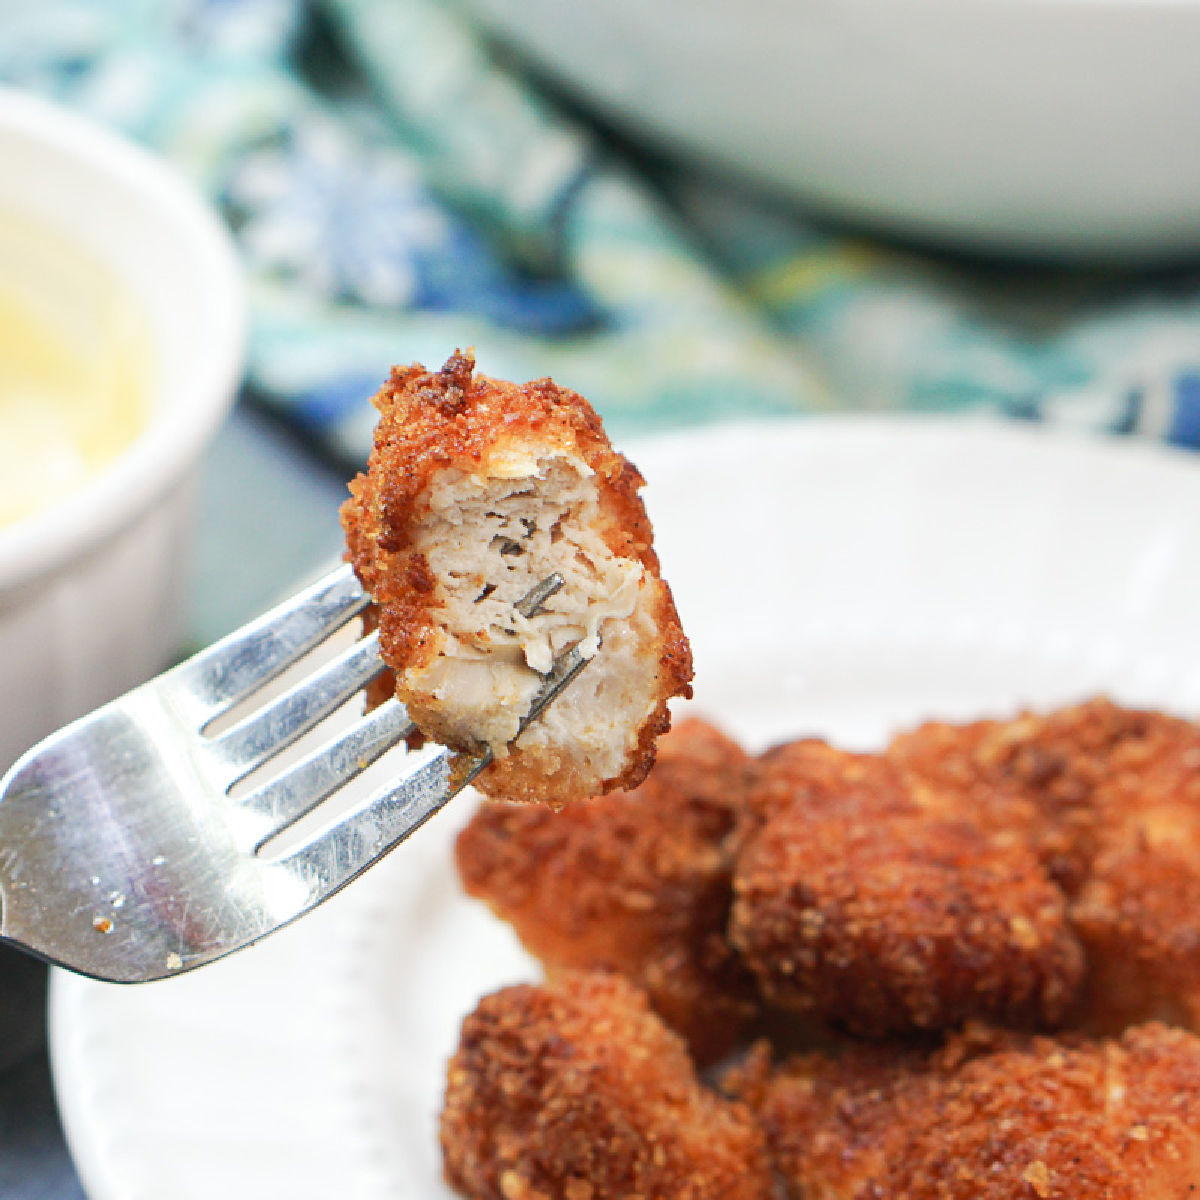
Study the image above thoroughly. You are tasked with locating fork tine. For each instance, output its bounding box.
[521,640,591,724]
[169,563,371,723]
[238,698,415,846]
[209,629,386,784]
[268,635,596,909]
[267,744,471,903]
[210,571,585,790]
[514,572,564,618]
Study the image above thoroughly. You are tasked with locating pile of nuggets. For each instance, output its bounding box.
[441,700,1200,1199]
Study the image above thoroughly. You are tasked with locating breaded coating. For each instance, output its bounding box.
[440,971,775,1200]
[341,350,693,805]
[439,697,1200,1195]
[1067,715,1200,1033]
[889,698,1200,1034]
[733,700,1200,1040]
[742,1022,1200,1199]
[1073,842,1200,1034]
[886,698,1192,894]
[746,737,909,826]
[730,738,1084,1037]
[454,718,761,1063]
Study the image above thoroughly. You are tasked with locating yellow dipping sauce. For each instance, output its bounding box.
[0,209,153,529]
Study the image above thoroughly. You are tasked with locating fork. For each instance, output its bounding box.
[0,564,589,983]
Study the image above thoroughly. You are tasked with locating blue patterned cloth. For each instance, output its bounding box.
[5,0,1200,461]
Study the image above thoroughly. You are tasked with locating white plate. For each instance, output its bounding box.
[49,418,1200,1200]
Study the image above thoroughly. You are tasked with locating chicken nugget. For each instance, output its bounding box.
[730,738,1084,1036]
[341,350,693,805]
[1073,837,1200,1034]
[890,698,1200,1035]
[455,718,761,1062]
[744,1021,1200,1199]
[886,697,1188,892]
[440,970,775,1200]
[1067,716,1200,1032]
[746,737,909,824]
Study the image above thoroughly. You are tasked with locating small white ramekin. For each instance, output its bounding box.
[0,89,246,770]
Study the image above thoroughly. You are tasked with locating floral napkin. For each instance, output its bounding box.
[4,0,1200,465]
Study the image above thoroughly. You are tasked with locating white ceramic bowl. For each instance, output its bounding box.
[0,90,245,770]
[462,0,1200,261]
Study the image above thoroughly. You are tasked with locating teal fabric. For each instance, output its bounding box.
[5,0,1200,459]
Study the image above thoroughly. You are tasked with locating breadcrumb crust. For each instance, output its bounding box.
[887,699,1200,1034]
[341,350,693,805]
[440,971,775,1200]
[739,1021,1200,1199]
[455,718,762,1063]
[443,698,1200,1200]
[731,738,1085,1036]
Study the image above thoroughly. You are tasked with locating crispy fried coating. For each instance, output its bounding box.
[440,971,775,1200]
[746,738,909,825]
[341,350,692,805]
[1067,716,1200,1033]
[886,698,1193,893]
[889,699,1200,1034]
[454,718,761,1063]
[730,738,1084,1037]
[1073,843,1200,1034]
[733,700,1200,1040]
[442,698,1200,1195]
[741,1022,1200,1199]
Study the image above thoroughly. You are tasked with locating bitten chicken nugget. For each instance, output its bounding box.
[742,1021,1200,1199]
[341,350,693,805]
[730,738,1085,1037]
[440,971,775,1200]
[454,718,761,1063]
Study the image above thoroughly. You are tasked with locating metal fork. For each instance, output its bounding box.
[0,564,589,983]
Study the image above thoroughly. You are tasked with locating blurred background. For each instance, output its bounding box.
[3,0,1200,1192]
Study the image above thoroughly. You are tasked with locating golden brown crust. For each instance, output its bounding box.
[887,699,1200,1035]
[439,971,775,1200]
[340,350,693,805]
[730,738,1085,1037]
[745,1022,1200,1199]
[441,697,1200,1195]
[884,698,1188,894]
[1067,720,1200,1033]
[455,718,761,1063]
[730,700,1200,1041]
[1072,845,1200,1033]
